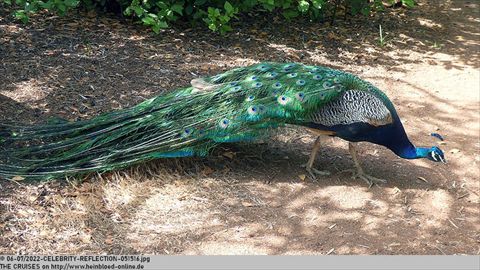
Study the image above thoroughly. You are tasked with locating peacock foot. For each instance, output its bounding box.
[301,164,331,180]
[352,171,387,188]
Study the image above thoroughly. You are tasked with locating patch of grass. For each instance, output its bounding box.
[431,41,444,49]
[378,24,388,47]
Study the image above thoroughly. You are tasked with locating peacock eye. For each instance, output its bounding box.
[267,72,278,78]
[246,95,255,101]
[229,82,238,86]
[278,95,290,105]
[219,119,230,128]
[257,65,269,71]
[333,77,341,83]
[296,80,306,86]
[258,105,266,113]
[273,82,282,88]
[295,92,305,102]
[253,82,263,88]
[212,75,223,82]
[313,75,322,80]
[248,106,259,115]
[182,128,193,137]
[323,81,332,88]
[319,93,326,100]
[287,73,298,78]
[250,75,258,80]
[283,64,294,71]
[232,86,242,91]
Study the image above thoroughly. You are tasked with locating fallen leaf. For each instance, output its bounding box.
[391,187,402,194]
[12,176,25,181]
[259,31,268,38]
[417,176,428,183]
[17,209,32,217]
[242,202,255,207]
[222,151,235,159]
[81,234,92,244]
[201,166,214,175]
[327,32,339,40]
[105,236,113,245]
[298,174,306,181]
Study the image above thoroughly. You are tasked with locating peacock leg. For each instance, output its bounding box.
[302,136,331,180]
[348,142,387,187]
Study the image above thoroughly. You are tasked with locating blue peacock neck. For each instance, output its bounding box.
[395,144,431,160]
[381,119,431,160]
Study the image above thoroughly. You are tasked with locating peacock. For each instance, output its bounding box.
[0,62,446,185]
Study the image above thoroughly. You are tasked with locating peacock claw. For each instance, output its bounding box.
[352,171,387,188]
[301,164,331,180]
[347,142,387,188]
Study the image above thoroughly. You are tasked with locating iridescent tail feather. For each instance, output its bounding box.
[0,62,372,180]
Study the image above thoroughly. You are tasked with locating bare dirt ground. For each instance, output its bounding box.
[0,0,479,255]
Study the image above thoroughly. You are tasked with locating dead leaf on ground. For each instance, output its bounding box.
[104,236,113,245]
[242,202,255,207]
[201,166,214,176]
[222,151,235,159]
[11,176,25,181]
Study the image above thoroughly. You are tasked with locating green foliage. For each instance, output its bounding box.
[2,0,416,34]
[402,0,415,8]
[203,1,238,34]
[124,0,179,33]
[6,0,80,23]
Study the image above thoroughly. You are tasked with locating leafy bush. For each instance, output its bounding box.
[1,0,416,33]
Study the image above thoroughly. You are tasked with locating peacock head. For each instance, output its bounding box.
[425,146,446,163]
[401,134,447,162]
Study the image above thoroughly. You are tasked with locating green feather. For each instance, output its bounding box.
[0,62,380,180]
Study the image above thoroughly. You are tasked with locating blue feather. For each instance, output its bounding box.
[430,133,444,141]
